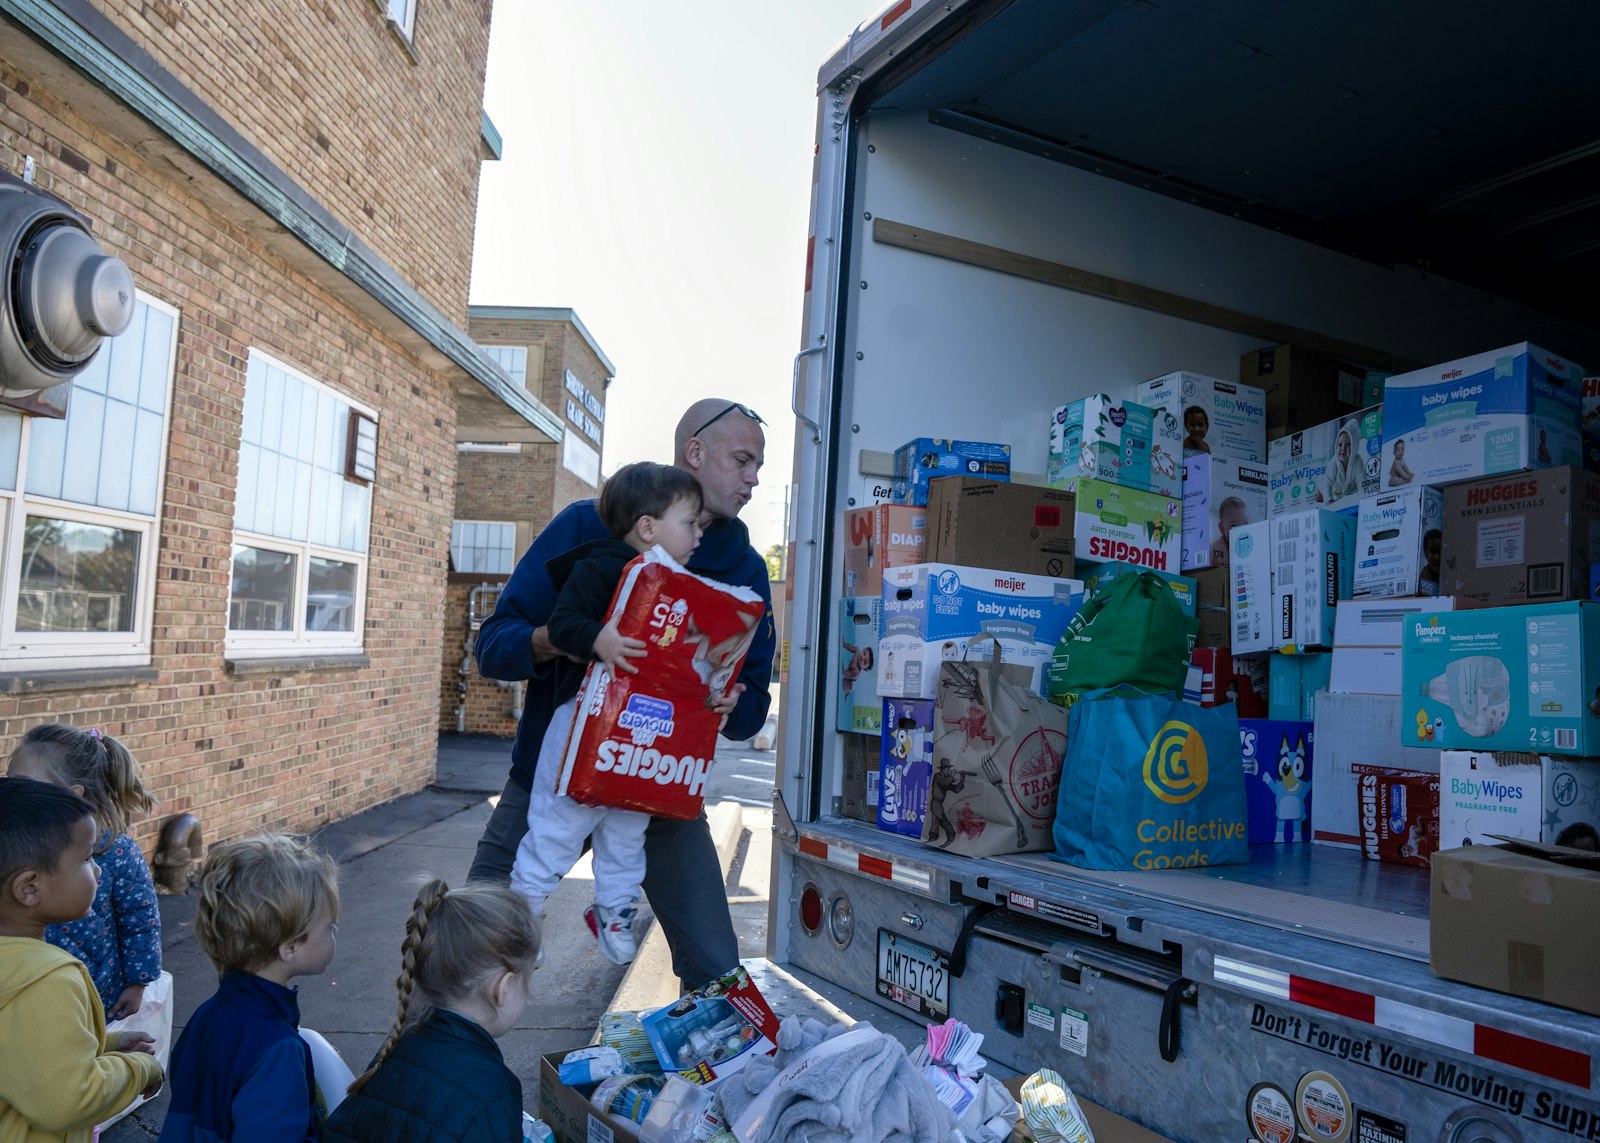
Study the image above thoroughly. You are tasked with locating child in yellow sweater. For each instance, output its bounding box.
[0,776,162,1142]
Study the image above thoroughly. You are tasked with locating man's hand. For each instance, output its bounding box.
[108,983,146,1022]
[708,682,745,718]
[592,619,648,674]
[140,1071,164,1101]
[118,1030,157,1055]
[531,625,587,666]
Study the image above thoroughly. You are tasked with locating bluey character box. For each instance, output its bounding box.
[877,697,936,838]
[1239,719,1314,844]
[1075,558,1196,616]
[1047,395,1182,497]
[1401,601,1600,756]
[1135,371,1267,462]
[893,439,1010,507]
[836,596,882,734]
[1353,486,1444,600]
[1267,405,1383,517]
[1440,751,1600,849]
[1063,477,1183,575]
[878,563,1084,700]
[1380,343,1585,487]
[1181,454,1268,571]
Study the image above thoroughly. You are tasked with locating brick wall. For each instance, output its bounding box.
[438,580,520,736]
[0,44,471,845]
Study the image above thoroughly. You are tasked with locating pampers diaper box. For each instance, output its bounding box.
[1181,453,1268,571]
[1047,395,1183,497]
[893,439,1010,507]
[1400,601,1600,756]
[1439,750,1600,849]
[1239,719,1314,844]
[1266,405,1383,518]
[1381,342,1585,487]
[1353,486,1444,600]
[1062,478,1183,575]
[1134,371,1267,462]
[877,563,1084,701]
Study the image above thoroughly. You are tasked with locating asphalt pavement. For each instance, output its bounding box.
[103,731,777,1139]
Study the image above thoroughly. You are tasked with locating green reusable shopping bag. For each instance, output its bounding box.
[1049,571,1197,706]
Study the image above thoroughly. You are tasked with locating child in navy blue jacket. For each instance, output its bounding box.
[159,833,340,1143]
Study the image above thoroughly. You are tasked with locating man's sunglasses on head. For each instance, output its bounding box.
[691,403,766,440]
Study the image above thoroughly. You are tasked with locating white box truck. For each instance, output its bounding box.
[767,3,1600,1141]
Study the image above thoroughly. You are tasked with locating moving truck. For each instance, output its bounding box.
[767,3,1600,1141]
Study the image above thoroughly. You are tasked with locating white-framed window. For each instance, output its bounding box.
[227,351,374,656]
[450,520,517,575]
[481,344,529,388]
[387,0,416,40]
[0,294,178,671]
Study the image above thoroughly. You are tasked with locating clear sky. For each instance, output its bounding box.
[468,1,881,557]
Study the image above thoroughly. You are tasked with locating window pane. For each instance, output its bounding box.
[59,389,105,504]
[104,312,142,405]
[130,409,164,516]
[139,307,173,414]
[306,558,357,632]
[23,411,66,500]
[228,545,295,631]
[0,410,20,491]
[16,515,139,633]
[97,396,136,513]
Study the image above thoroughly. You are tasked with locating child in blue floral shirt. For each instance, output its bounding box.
[5,725,161,1019]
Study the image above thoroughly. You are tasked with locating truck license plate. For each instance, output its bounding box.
[877,929,949,1019]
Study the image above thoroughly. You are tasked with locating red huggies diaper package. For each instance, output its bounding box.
[557,547,766,819]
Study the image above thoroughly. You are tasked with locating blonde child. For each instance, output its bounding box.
[6,724,161,1020]
[159,834,340,1143]
[323,879,540,1142]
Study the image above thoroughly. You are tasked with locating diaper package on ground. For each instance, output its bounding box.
[557,547,766,818]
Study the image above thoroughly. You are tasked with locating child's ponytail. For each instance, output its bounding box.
[99,734,156,836]
[7,724,156,838]
[349,878,449,1095]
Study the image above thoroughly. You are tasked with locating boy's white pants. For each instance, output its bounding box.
[510,698,650,914]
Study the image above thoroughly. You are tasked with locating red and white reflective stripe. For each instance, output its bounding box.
[797,835,932,893]
[1215,956,1591,1090]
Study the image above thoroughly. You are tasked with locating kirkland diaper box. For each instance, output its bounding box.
[1380,342,1585,488]
[1228,510,1354,654]
[1076,559,1195,616]
[843,504,926,596]
[837,596,882,734]
[1266,405,1383,518]
[1438,467,1600,605]
[877,563,1084,700]
[893,439,1010,507]
[1047,395,1183,497]
[925,476,1076,579]
[1311,691,1442,849]
[877,697,936,838]
[1181,453,1268,570]
[1439,751,1600,849]
[1064,478,1184,575]
[1239,719,1314,844]
[1353,486,1444,599]
[1132,371,1267,463]
[1400,601,1600,756]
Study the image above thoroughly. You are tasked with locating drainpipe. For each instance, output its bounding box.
[152,813,203,894]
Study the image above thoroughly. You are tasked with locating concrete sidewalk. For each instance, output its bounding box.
[105,733,762,1138]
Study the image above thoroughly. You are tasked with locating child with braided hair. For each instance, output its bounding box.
[6,724,161,1020]
[323,879,540,1142]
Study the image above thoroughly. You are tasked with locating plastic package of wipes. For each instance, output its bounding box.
[557,547,765,818]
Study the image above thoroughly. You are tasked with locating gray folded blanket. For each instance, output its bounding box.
[718,1016,961,1143]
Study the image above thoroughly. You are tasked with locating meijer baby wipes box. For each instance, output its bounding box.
[1380,343,1584,487]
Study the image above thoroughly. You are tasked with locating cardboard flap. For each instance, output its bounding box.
[1486,834,1600,870]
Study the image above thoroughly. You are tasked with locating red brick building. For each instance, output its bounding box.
[442,307,612,735]
[0,2,560,843]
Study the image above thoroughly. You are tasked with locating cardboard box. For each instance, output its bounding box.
[1046,394,1183,496]
[842,504,927,596]
[1190,567,1229,648]
[1401,600,1600,756]
[1241,342,1365,436]
[878,696,936,838]
[1184,648,1264,714]
[1061,478,1183,575]
[1329,596,1474,696]
[1135,370,1267,462]
[1180,453,1268,571]
[1267,405,1383,517]
[1240,719,1314,844]
[1438,467,1600,605]
[1267,653,1330,721]
[837,596,882,734]
[1585,374,1600,438]
[1311,692,1441,848]
[1431,843,1600,1018]
[893,438,1010,506]
[1076,559,1195,616]
[926,476,1076,578]
[1229,510,1354,654]
[840,732,881,823]
[878,563,1084,700]
[1381,342,1585,488]
[1001,1080,1175,1142]
[1440,751,1600,849]
[538,1050,643,1143]
[1353,485,1444,599]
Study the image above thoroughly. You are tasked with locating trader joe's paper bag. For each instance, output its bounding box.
[556,546,765,818]
[925,654,1067,856]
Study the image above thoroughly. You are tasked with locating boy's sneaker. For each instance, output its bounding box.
[585,902,640,966]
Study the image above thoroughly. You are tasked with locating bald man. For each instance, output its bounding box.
[471,399,774,990]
